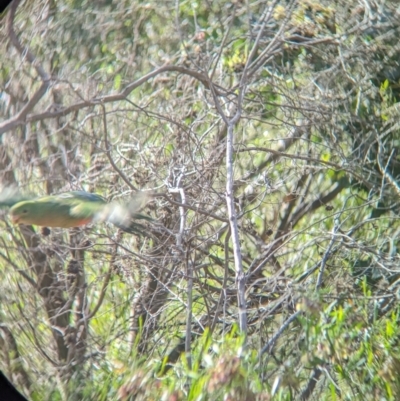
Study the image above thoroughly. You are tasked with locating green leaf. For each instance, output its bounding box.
[114,74,122,90]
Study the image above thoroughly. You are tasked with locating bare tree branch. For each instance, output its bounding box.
[0,0,51,135]
[258,311,301,356]
[0,65,227,136]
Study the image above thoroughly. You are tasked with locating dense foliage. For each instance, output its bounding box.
[1,0,400,400]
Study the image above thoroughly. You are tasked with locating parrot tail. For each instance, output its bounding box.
[112,213,152,234]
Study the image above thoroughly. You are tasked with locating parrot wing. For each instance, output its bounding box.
[0,186,33,208]
[67,191,151,234]
[102,196,152,234]
[57,191,107,219]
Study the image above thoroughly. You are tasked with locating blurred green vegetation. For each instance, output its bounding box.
[1,0,400,399]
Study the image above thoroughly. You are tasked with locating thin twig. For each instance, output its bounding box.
[225,123,248,335]
[248,0,297,77]
[0,65,227,135]
[153,193,228,223]
[210,229,231,333]
[316,216,340,289]
[299,368,323,401]
[185,251,193,370]
[0,250,36,287]
[100,103,137,191]
[242,0,281,77]
[169,173,192,366]
[259,311,301,357]
[236,145,366,184]
[377,145,400,196]
[80,232,122,323]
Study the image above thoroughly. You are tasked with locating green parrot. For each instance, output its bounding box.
[0,187,150,234]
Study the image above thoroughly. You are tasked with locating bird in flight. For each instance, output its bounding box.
[0,187,150,234]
